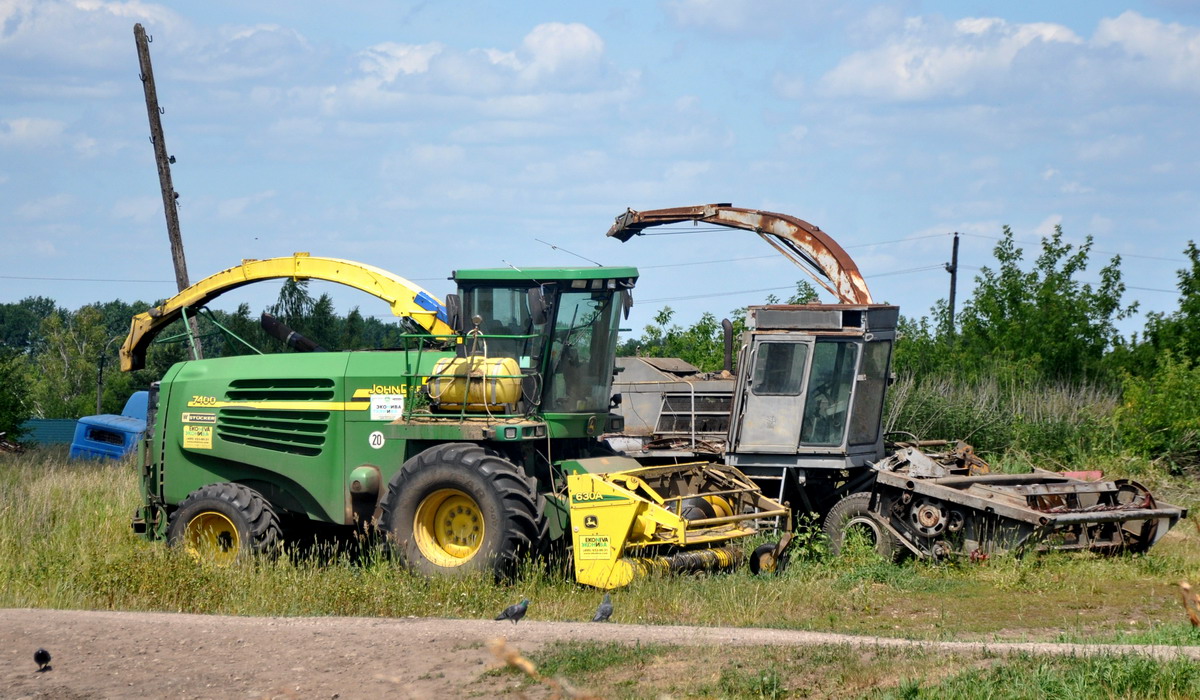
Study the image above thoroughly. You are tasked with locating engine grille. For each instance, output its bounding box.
[218,408,330,456]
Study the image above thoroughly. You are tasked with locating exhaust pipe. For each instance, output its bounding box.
[260,312,325,352]
[721,318,734,373]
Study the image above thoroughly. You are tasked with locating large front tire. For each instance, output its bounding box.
[167,483,282,565]
[379,444,540,579]
[824,492,901,561]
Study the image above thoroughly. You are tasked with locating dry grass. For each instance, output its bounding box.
[4,446,1200,648]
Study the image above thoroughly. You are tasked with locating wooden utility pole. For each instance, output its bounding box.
[945,232,960,335]
[134,23,202,359]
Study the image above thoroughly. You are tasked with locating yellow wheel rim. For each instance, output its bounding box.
[413,489,485,567]
[183,511,241,565]
[756,551,777,573]
[704,496,734,518]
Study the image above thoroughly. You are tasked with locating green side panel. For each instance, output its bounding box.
[453,266,638,282]
[543,412,608,439]
[543,493,569,541]
[158,352,354,524]
[558,455,645,475]
[343,349,456,490]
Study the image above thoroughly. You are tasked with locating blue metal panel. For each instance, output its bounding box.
[20,419,78,445]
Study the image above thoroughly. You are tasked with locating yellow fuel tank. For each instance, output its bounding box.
[428,356,522,411]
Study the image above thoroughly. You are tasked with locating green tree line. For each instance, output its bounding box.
[621,226,1200,471]
[0,280,409,438]
[4,228,1200,471]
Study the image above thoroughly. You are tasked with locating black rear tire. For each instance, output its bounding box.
[167,483,281,564]
[824,492,901,561]
[378,443,541,580]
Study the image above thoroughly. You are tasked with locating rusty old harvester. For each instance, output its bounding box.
[605,204,1185,563]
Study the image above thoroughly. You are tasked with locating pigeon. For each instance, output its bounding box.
[495,598,529,624]
[592,593,613,622]
[34,648,51,672]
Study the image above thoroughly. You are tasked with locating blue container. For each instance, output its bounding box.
[69,391,149,461]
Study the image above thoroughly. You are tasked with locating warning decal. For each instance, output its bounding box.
[578,535,611,561]
[183,424,213,450]
[370,394,405,421]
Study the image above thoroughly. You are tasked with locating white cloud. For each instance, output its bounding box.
[110,195,160,224]
[1089,214,1115,235]
[409,143,466,169]
[1033,214,1064,237]
[620,124,729,156]
[807,10,1200,103]
[16,193,72,219]
[450,120,566,144]
[663,0,838,38]
[818,16,1082,100]
[778,125,808,151]
[1077,134,1144,161]
[515,22,606,88]
[348,22,617,102]
[664,160,711,180]
[0,0,183,70]
[0,117,65,148]
[217,190,276,219]
[771,72,805,99]
[266,117,324,141]
[1093,11,1200,90]
[184,24,317,83]
[358,42,443,82]
[73,135,98,157]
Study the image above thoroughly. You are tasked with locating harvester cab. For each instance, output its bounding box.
[444,267,635,430]
[125,254,790,589]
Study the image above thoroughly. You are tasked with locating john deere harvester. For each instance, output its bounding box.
[124,253,788,588]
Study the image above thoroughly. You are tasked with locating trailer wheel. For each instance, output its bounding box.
[167,483,281,565]
[379,443,540,579]
[824,492,901,561]
[749,542,789,575]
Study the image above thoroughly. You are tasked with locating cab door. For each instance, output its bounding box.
[731,336,811,453]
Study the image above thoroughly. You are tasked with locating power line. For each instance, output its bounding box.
[641,285,793,304]
[620,234,952,271]
[639,264,943,304]
[0,275,175,283]
[869,264,945,278]
[957,232,1183,263]
[640,254,776,269]
[843,232,950,249]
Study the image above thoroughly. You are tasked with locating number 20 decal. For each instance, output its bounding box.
[368,431,385,449]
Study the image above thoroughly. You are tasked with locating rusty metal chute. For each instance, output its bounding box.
[606,203,873,304]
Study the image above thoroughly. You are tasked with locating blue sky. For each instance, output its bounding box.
[2,0,1199,340]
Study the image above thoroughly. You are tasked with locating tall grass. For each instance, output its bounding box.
[4,447,1200,646]
[510,642,1200,699]
[885,373,1122,466]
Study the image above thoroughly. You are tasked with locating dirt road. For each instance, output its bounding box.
[4,608,1199,699]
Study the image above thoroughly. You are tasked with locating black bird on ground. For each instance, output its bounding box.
[34,648,51,672]
[496,598,529,624]
[592,593,613,622]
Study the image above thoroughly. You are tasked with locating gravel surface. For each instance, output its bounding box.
[4,608,1199,699]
